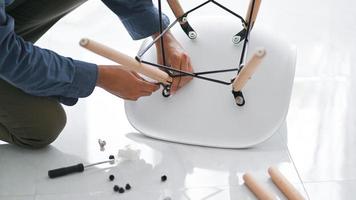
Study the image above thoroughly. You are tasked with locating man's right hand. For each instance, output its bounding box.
[96,65,160,101]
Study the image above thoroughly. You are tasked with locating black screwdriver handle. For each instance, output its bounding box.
[48,163,84,178]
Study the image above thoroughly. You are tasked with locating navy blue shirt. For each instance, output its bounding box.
[0,0,169,105]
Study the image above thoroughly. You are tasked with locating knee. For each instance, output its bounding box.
[16,103,67,149]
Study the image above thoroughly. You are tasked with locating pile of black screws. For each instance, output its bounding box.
[110,174,131,194]
[107,155,168,195]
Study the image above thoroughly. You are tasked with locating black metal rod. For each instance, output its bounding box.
[137,0,254,87]
[174,67,239,77]
[137,1,211,58]
[137,1,210,58]
[137,19,180,59]
[184,0,212,16]
[211,0,247,25]
[141,60,193,76]
[141,60,232,85]
[137,0,246,59]
[157,0,167,66]
[193,67,239,75]
[238,0,256,71]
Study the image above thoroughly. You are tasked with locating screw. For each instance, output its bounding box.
[98,139,106,151]
[125,183,131,190]
[118,187,125,193]
[161,175,167,182]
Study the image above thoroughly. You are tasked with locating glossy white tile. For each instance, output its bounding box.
[304,180,356,200]
[0,146,39,196]
[3,0,356,199]
[0,196,34,200]
[0,118,307,199]
[277,0,356,183]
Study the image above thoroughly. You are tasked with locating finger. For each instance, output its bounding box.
[130,71,159,92]
[133,91,153,100]
[131,71,146,81]
[187,56,194,73]
[181,54,190,77]
[131,71,159,85]
[187,56,194,72]
[140,80,160,92]
[176,54,190,91]
[175,57,187,91]
[170,54,182,94]
[114,93,125,100]
[186,57,194,75]
[124,97,138,101]
[177,58,193,90]
[139,91,153,97]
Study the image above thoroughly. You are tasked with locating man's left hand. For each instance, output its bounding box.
[154,31,193,94]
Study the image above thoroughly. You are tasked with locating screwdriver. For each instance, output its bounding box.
[48,155,115,179]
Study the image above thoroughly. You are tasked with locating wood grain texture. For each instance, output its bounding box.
[243,172,276,200]
[268,167,305,200]
[232,48,266,92]
[80,38,172,84]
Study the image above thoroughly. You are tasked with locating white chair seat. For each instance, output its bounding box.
[125,16,296,148]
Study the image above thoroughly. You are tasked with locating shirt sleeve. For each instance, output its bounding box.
[102,0,170,40]
[0,2,98,106]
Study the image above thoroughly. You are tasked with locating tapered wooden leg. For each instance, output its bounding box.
[243,172,276,200]
[80,38,172,84]
[268,167,305,200]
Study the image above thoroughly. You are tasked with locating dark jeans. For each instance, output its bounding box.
[0,0,86,148]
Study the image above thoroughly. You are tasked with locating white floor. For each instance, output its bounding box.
[1,0,356,199]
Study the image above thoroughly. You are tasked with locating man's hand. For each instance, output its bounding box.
[96,65,159,101]
[154,31,193,94]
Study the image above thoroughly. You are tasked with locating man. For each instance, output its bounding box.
[0,0,193,148]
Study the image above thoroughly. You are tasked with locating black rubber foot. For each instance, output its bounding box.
[180,21,197,40]
[232,90,246,106]
[232,28,247,45]
[162,86,171,97]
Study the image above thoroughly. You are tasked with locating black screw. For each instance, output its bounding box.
[161,175,167,182]
[113,185,119,192]
[109,155,115,160]
[118,187,125,193]
[125,183,131,190]
[109,174,115,181]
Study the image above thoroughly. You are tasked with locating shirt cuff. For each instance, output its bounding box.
[58,60,98,106]
[121,7,170,40]
[57,96,78,106]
